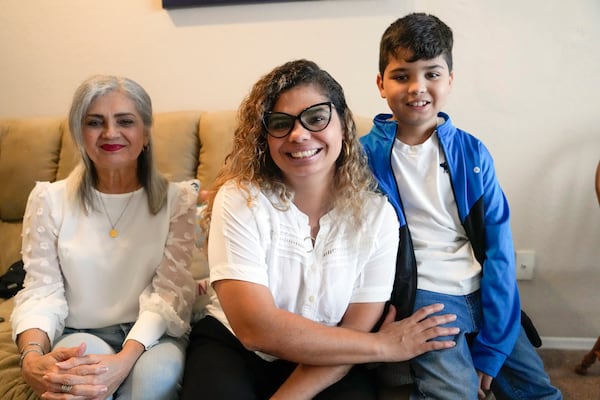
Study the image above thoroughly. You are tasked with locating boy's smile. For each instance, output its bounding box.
[377,54,453,144]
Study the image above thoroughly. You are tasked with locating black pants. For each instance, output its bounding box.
[181,316,377,400]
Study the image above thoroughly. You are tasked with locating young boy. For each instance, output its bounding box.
[360,13,562,399]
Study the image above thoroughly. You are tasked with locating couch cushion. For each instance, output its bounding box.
[0,223,23,276]
[153,111,203,182]
[0,117,64,222]
[0,298,37,400]
[56,119,80,181]
[197,111,236,191]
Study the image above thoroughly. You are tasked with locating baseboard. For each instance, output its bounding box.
[540,336,597,350]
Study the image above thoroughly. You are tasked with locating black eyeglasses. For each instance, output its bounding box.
[262,102,334,138]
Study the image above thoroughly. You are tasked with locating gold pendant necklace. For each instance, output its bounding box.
[98,191,135,239]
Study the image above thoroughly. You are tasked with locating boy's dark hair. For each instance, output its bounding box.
[379,13,454,76]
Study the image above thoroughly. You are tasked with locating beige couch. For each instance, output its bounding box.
[0,111,410,399]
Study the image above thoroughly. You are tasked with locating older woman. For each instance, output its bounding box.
[181,60,458,400]
[11,75,197,399]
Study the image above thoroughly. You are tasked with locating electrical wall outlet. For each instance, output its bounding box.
[515,250,535,280]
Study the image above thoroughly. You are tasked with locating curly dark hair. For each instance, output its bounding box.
[201,59,377,234]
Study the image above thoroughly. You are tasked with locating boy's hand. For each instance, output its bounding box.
[477,370,493,399]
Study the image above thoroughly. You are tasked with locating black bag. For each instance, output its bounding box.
[521,310,542,348]
[0,260,25,299]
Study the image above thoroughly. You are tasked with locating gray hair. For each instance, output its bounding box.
[68,74,168,214]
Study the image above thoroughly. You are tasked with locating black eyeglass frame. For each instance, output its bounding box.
[262,101,334,138]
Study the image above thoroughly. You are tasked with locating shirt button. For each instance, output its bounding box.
[308,295,315,302]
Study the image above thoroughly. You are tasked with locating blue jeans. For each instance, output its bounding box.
[55,324,188,400]
[410,289,561,400]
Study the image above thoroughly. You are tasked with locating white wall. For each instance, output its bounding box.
[1,0,599,339]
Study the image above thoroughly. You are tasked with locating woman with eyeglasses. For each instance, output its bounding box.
[181,59,458,400]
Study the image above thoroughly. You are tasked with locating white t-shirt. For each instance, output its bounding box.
[12,176,198,348]
[392,133,481,295]
[206,181,399,359]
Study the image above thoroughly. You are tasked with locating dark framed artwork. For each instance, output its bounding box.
[162,0,302,8]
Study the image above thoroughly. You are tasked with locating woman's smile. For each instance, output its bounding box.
[288,148,321,159]
[101,144,126,151]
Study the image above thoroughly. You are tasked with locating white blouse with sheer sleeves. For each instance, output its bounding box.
[206,181,400,354]
[11,176,198,348]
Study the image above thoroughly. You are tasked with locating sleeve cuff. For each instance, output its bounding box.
[13,316,57,345]
[124,311,167,350]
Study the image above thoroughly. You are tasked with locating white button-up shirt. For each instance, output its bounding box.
[206,181,399,360]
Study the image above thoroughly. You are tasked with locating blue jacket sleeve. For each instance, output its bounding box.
[469,142,521,377]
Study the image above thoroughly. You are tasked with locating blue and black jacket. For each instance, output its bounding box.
[361,112,525,377]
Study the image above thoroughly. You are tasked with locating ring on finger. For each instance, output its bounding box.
[61,384,73,393]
